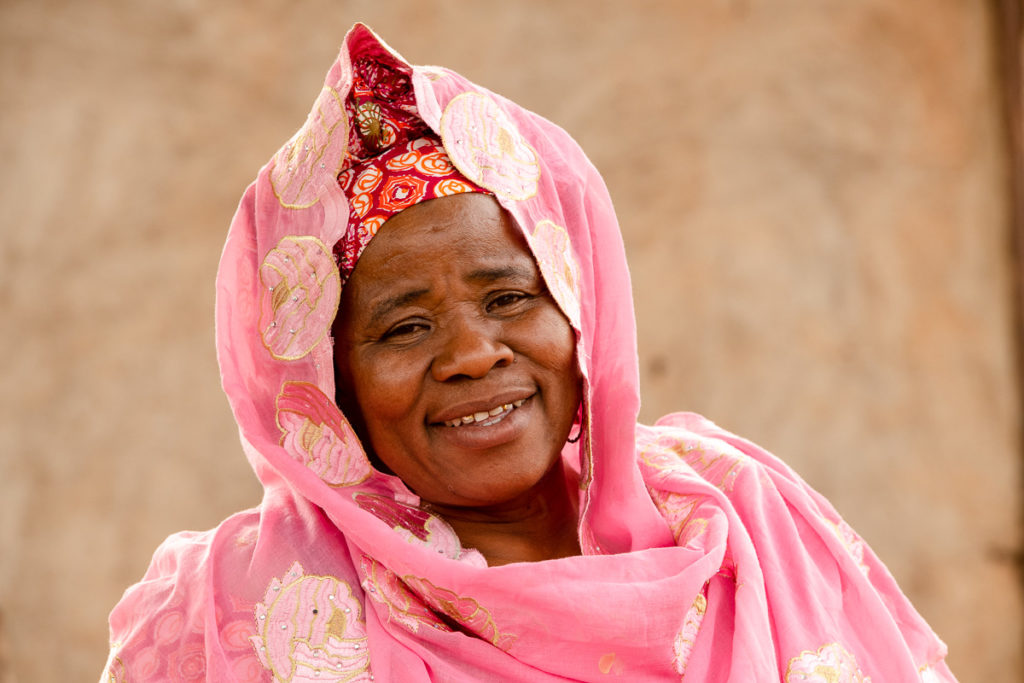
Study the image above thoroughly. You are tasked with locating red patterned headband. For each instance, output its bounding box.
[333,133,489,280]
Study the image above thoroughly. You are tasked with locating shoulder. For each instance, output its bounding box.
[635,411,858,550]
[636,413,954,678]
[102,501,367,681]
[103,509,267,681]
[637,411,877,576]
[637,411,810,488]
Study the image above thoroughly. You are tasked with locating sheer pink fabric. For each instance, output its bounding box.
[103,24,956,682]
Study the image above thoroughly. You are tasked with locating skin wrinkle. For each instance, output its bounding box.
[333,193,583,565]
[368,288,431,326]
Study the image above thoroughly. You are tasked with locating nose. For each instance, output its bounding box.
[431,316,513,382]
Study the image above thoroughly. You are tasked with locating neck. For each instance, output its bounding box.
[425,461,582,566]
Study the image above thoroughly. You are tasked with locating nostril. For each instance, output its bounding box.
[431,333,514,381]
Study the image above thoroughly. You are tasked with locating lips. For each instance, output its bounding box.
[431,391,534,427]
[430,393,534,451]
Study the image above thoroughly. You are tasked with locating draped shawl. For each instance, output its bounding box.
[103,23,956,682]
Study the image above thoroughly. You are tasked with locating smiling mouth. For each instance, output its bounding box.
[443,399,526,428]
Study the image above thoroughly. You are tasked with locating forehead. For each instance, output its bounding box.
[346,193,537,291]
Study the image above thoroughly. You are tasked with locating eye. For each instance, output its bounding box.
[380,320,429,341]
[487,291,531,312]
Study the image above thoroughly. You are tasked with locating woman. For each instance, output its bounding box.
[103,24,956,681]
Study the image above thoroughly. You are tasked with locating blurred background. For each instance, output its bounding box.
[1,0,1021,680]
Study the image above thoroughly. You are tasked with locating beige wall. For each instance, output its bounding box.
[1,1,1018,680]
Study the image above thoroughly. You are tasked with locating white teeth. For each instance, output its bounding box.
[444,401,525,428]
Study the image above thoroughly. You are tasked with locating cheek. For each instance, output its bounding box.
[551,322,582,415]
[517,312,580,404]
[534,312,578,373]
[351,353,423,419]
[345,353,427,476]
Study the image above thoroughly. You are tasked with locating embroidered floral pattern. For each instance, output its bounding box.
[251,562,371,682]
[785,643,870,682]
[639,436,747,493]
[440,92,540,200]
[103,597,262,681]
[359,555,451,634]
[105,655,128,683]
[153,609,185,645]
[825,518,869,577]
[528,220,582,328]
[132,647,160,678]
[649,489,709,547]
[258,236,341,361]
[220,616,265,682]
[402,575,517,651]
[276,382,370,486]
[271,86,350,209]
[166,642,207,681]
[672,586,708,676]
[353,493,463,558]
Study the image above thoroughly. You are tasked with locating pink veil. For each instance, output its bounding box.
[103,24,956,682]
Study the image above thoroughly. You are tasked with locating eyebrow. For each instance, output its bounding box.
[368,288,430,326]
[366,262,538,325]
[465,263,535,284]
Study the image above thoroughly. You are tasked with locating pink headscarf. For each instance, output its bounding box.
[103,24,956,682]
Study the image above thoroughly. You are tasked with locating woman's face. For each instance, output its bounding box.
[333,192,580,508]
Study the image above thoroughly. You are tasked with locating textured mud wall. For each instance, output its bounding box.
[1,1,1018,680]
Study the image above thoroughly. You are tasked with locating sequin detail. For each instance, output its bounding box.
[258,236,341,361]
[251,562,372,681]
[440,92,540,200]
[271,87,350,209]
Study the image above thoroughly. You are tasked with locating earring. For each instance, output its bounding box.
[566,402,584,443]
[567,425,582,444]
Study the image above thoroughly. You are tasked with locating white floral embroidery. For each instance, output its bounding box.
[270,86,349,209]
[786,642,871,682]
[251,562,372,682]
[440,92,540,200]
[527,220,582,328]
[275,382,371,487]
[258,236,341,361]
[826,518,869,576]
[672,589,708,676]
